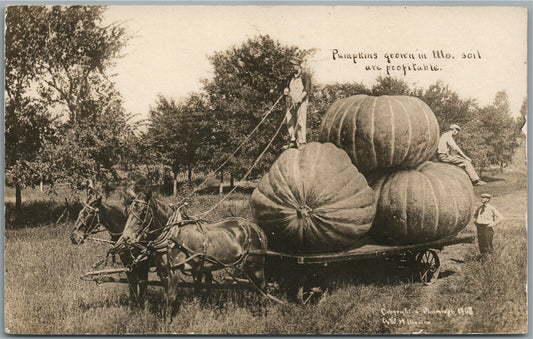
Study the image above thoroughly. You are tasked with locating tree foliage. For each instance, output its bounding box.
[201,35,312,179]
[476,91,520,169]
[371,75,411,96]
[5,5,132,212]
[144,94,209,186]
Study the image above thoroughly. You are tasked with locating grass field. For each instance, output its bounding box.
[4,171,527,334]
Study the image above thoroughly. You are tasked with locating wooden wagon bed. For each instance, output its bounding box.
[263,234,475,264]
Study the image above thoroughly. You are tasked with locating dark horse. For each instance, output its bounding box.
[71,191,149,307]
[70,193,125,245]
[115,190,268,319]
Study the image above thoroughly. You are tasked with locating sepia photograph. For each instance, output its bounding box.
[3,4,528,334]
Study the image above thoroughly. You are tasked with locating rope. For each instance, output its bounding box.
[192,94,284,194]
[190,114,286,219]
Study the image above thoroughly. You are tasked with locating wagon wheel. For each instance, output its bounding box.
[415,249,440,285]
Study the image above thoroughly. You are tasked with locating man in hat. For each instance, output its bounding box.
[437,124,486,186]
[283,56,312,149]
[473,193,503,255]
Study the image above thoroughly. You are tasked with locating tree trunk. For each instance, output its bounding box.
[188,166,192,185]
[173,171,178,197]
[230,173,235,189]
[219,171,224,195]
[39,179,43,192]
[15,183,22,222]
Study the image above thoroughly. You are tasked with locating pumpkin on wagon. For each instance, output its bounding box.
[81,94,476,310]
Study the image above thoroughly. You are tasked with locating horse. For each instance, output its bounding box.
[115,190,268,319]
[71,190,151,307]
[70,193,126,245]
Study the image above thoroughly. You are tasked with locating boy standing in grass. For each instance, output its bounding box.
[473,193,503,255]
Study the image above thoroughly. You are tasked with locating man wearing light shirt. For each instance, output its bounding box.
[283,57,311,149]
[473,193,503,255]
[437,124,486,186]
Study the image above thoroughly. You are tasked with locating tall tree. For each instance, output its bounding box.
[6,6,55,214]
[144,94,208,195]
[517,97,527,134]
[478,91,520,170]
[415,81,484,166]
[371,75,411,96]
[202,35,312,181]
[32,6,127,123]
[5,5,131,213]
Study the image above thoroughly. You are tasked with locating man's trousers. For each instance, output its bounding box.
[438,153,480,182]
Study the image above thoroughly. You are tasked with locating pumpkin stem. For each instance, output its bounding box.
[297,205,313,219]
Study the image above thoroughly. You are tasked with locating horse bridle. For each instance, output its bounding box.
[127,199,168,244]
[74,203,104,237]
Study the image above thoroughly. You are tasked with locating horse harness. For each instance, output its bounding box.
[168,220,256,273]
[128,199,169,243]
[123,202,267,278]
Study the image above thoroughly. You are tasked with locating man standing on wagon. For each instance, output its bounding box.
[283,56,312,149]
[437,124,486,186]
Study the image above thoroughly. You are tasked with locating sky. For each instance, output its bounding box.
[103,5,527,120]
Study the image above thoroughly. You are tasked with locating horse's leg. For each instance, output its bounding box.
[245,256,267,291]
[121,253,141,307]
[156,255,172,321]
[125,270,140,307]
[201,272,213,304]
[167,269,182,322]
[193,271,202,295]
[137,262,149,308]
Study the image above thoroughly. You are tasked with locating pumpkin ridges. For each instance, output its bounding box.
[320,95,439,172]
[414,98,436,165]
[308,165,356,206]
[339,99,361,162]
[370,96,378,169]
[370,161,474,244]
[388,99,395,167]
[329,98,355,145]
[300,142,323,204]
[391,96,413,166]
[311,172,370,208]
[373,97,393,168]
[432,164,473,234]
[419,173,427,237]
[336,99,358,147]
[321,99,342,141]
[355,98,378,172]
[250,189,296,219]
[403,98,425,166]
[421,166,446,238]
[314,203,376,225]
[264,161,298,208]
[350,98,364,167]
[251,142,376,253]
[413,99,437,166]
[313,187,375,213]
[312,215,371,237]
[432,165,460,238]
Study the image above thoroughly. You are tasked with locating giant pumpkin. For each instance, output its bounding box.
[319,95,440,173]
[369,161,474,245]
[250,142,376,254]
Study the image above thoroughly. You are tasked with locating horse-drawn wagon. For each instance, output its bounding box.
[78,195,474,308]
[76,98,477,316]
